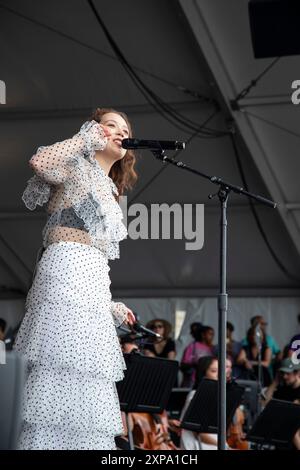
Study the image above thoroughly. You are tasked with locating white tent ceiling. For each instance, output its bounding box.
[0,0,300,299]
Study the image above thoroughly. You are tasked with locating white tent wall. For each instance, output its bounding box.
[113,296,300,360]
[1,296,299,361]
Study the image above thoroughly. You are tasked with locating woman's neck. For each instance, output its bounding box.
[95,152,115,175]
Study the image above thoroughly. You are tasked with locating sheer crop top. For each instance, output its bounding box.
[22,120,128,261]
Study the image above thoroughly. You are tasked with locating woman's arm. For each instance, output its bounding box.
[110,301,135,327]
[167,351,176,360]
[236,348,246,365]
[166,339,176,360]
[264,373,280,403]
[199,433,218,447]
[144,349,156,358]
[29,121,107,185]
[237,348,253,369]
[250,347,272,368]
[293,429,300,450]
[261,347,272,368]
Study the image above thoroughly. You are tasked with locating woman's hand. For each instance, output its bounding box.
[99,123,112,138]
[124,307,136,326]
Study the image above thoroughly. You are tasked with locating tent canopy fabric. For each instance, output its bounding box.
[0,0,300,298]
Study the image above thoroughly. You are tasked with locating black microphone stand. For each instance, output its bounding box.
[255,325,263,416]
[150,148,276,450]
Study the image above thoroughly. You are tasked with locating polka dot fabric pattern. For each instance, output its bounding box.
[14,241,128,449]
[19,423,117,451]
[21,120,127,260]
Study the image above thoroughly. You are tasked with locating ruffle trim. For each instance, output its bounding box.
[111,301,129,327]
[22,175,51,211]
[18,422,119,450]
[22,153,127,260]
[14,302,126,382]
[63,154,127,259]
[21,364,124,435]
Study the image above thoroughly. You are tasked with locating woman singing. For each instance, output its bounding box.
[13,108,137,450]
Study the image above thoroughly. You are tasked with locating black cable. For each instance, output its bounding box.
[87,0,300,282]
[129,109,219,204]
[87,0,229,139]
[231,57,281,110]
[0,1,228,138]
[230,132,300,284]
[0,3,216,111]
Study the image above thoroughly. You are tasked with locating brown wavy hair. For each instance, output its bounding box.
[146,318,172,340]
[90,107,138,198]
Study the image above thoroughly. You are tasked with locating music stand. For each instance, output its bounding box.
[246,399,300,449]
[116,353,179,450]
[236,379,259,429]
[181,379,244,433]
[166,388,190,419]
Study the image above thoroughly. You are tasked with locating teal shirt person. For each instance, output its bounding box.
[242,334,280,379]
[242,334,280,356]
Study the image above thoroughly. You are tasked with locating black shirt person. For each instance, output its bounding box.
[143,319,176,359]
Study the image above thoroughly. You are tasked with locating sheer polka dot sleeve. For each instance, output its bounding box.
[21,120,127,260]
[110,301,128,327]
[28,120,107,185]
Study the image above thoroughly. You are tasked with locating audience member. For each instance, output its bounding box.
[143,319,176,360]
[265,358,300,450]
[180,325,214,387]
[213,321,244,378]
[0,318,6,342]
[239,326,272,386]
[180,356,232,450]
[119,334,139,354]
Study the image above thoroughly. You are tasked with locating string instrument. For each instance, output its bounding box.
[129,411,178,450]
[227,407,249,450]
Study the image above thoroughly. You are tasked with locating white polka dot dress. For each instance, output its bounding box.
[13,121,129,450]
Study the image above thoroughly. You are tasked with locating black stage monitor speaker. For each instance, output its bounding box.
[249,0,300,58]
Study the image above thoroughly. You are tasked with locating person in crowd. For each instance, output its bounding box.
[242,315,281,370]
[0,318,6,342]
[225,355,233,382]
[225,322,242,362]
[190,322,203,338]
[180,356,233,450]
[213,321,244,378]
[239,326,272,386]
[264,358,300,449]
[180,325,214,387]
[119,334,139,354]
[289,313,300,346]
[143,319,176,360]
[283,313,300,359]
[202,326,215,349]
[265,358,300,403]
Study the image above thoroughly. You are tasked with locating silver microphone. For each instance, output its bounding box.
[255,324,263,350]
